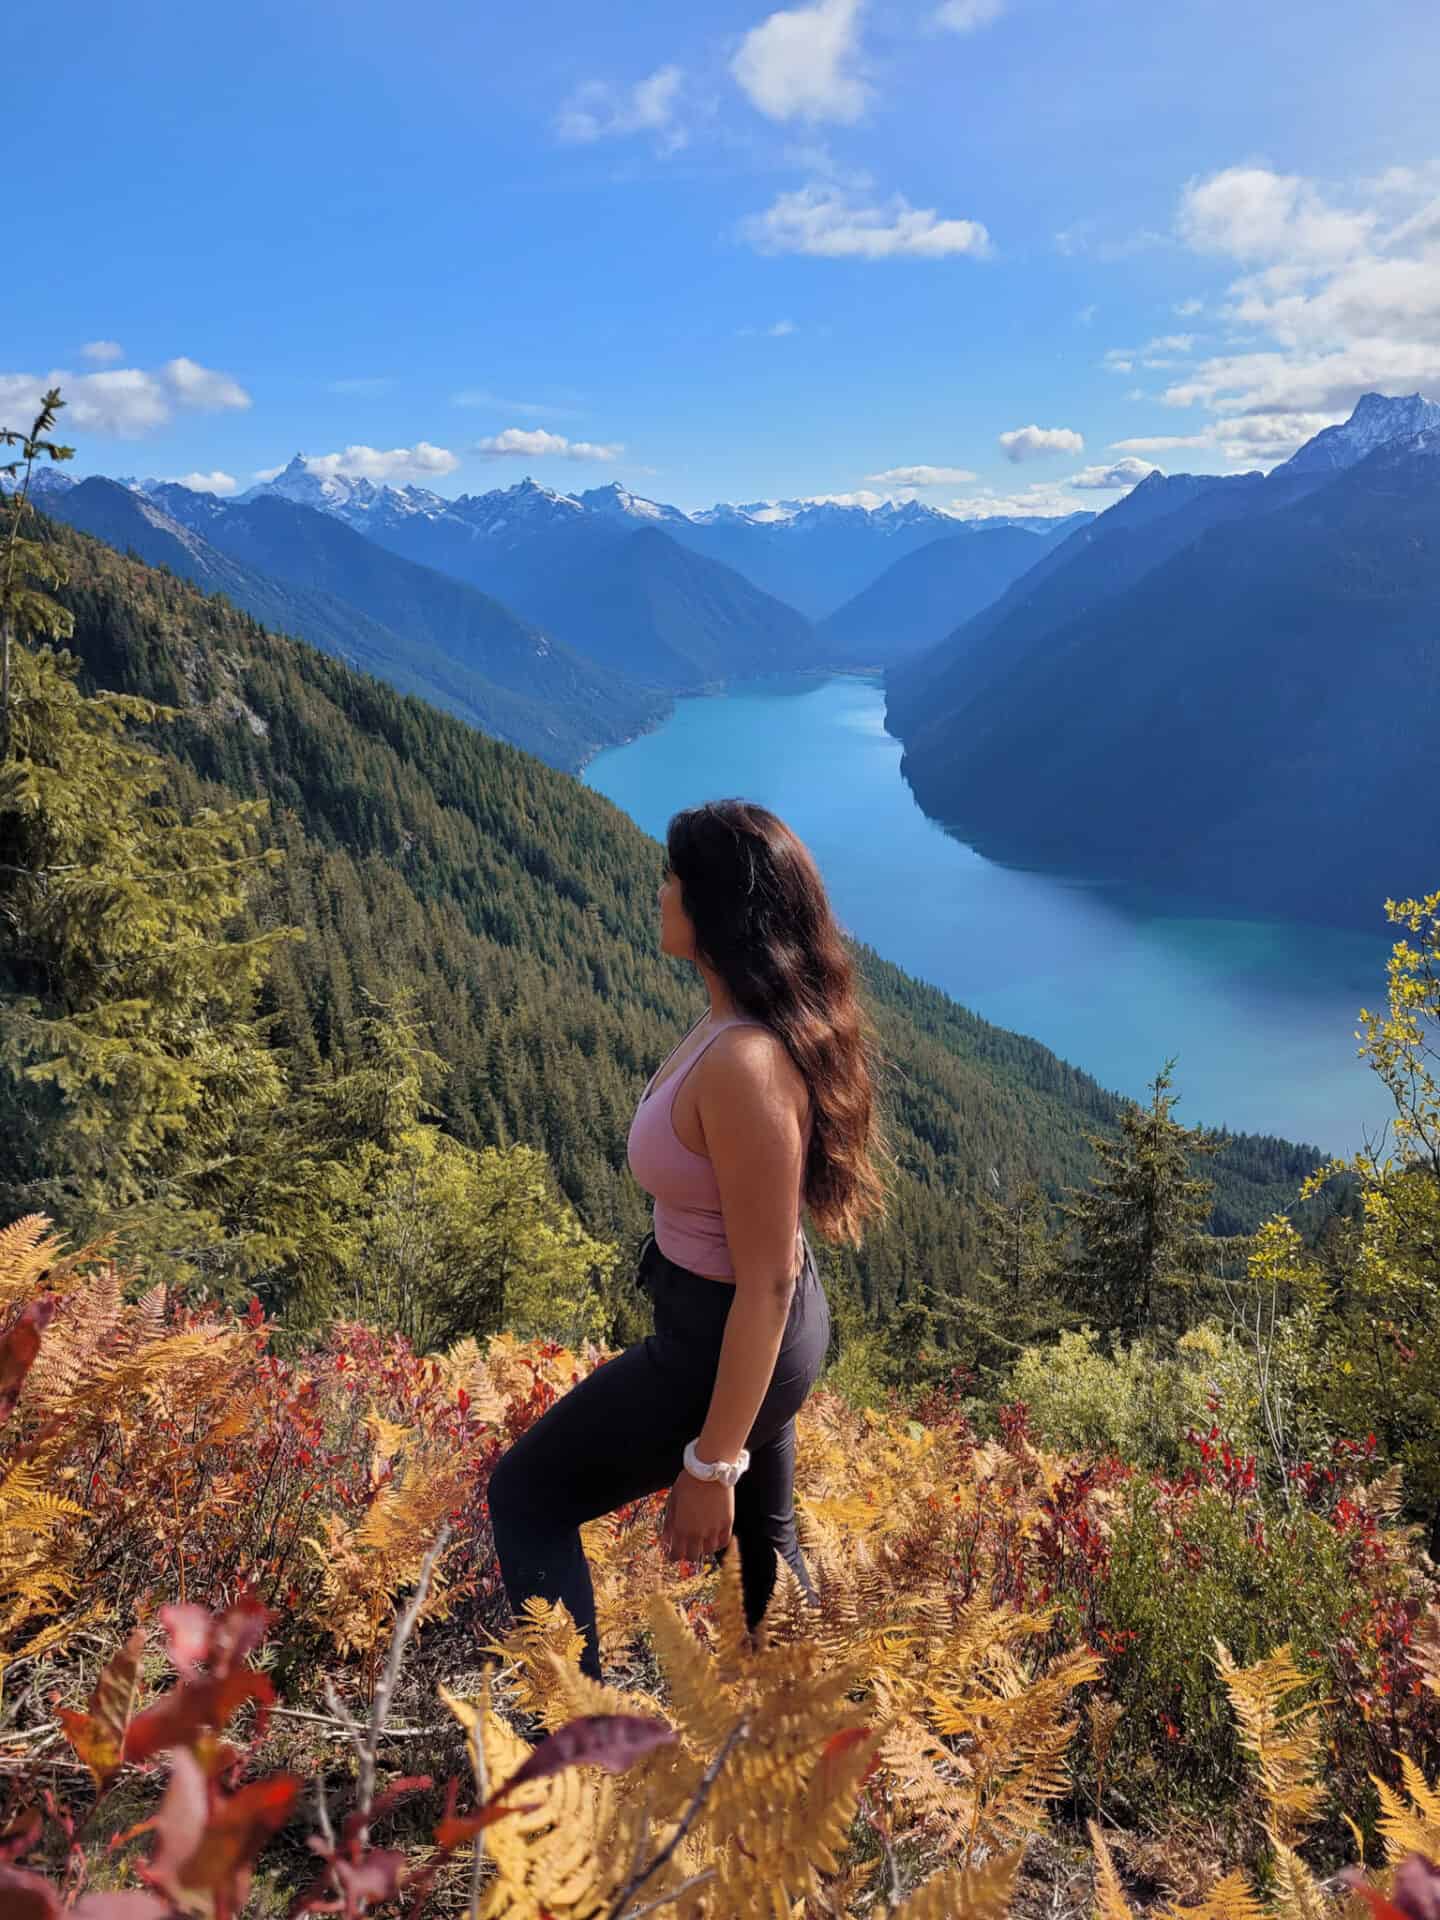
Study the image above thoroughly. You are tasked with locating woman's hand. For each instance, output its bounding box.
[661,1472,734,1562]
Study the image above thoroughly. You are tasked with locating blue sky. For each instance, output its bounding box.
[10,0,1440,513]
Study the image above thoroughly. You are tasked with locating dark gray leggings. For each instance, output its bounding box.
[487,1230,831,1680]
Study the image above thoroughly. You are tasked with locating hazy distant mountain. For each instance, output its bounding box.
[523,525,818,687]
[238,458,1096,619]
[226,472,820,687]
[888,399,1440,930]
[43,479,667,770]
[816,527,1053,666]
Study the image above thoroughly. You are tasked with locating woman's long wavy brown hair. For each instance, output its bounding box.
[665,798,895,1247]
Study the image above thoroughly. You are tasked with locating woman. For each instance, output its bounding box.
[487,798,891,1681]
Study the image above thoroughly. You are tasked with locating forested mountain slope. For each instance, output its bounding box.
[45,479,670,771]
[817,528,1051,665]
[889,431,1440,931]
[46,515,1323,1327]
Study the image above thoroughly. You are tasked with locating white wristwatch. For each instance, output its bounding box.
[683,1438,750,1488]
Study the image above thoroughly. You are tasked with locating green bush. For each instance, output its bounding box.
[1097,1480,1371,1822]
[1007,1324,1259,1470]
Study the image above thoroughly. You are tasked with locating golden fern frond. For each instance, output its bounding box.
[645,1593,742,1753]
[1396,1753,1440,1837]
[1214,1641,1325,1845]
[63,1326,241,1421]
[535,1649,669,1735]
[0,1603,107,1706]
[708,1539,753,1683]
[1175,1873,1270,1920]
[0,1216,62,1313]
[969,1714,1081,1853]
[1410,1607,1440,1701]
[879,1713,974,1848]
[495,1596,591,1728]
[1269,1842,1332,1920]
[1088,1695,1123,1777]
[474,1686,630,1919]
[889,1844,1023,1920]
[127,1280,168,1347]
[1360,1463,1405,1521]
[1372,1760,1440,1863]
[1089,1820,1135,1920]
[26,1266,123,1409]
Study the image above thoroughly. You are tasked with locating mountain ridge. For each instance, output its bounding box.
[887,399,1440,931]
[41,478,669,770]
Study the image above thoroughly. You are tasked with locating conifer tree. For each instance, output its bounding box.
[969,1173,1066,1369]
[0,388,295,1269]
[1056,1061,1219,1340]
[1,388,74,756]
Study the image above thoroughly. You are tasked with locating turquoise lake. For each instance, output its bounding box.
[582,670,1397,1158]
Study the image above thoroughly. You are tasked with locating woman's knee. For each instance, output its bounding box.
[485,1442,533,1540]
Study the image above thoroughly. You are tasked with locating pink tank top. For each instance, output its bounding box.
[626,1015,812,1280]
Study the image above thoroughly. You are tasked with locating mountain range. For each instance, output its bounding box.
[43,476,669,770]
[885,392,1440,931]
[26,459,1087,757]
[234,458,1092,622]
[24,390,1440,939]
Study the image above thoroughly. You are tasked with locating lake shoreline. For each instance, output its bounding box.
[584,672,1394,1156]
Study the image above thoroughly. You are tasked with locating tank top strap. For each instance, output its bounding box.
[661,1016,767,1100]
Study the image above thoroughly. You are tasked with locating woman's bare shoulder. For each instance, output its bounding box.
[703,1022,807,1109]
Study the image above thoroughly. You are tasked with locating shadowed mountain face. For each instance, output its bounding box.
[816,527,1054,666]
[136,477,825,693]
[43,479,669,770]
[887,417,1440,931]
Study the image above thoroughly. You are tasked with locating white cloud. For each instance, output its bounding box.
[1067,457,1158,489]
[1105,334,1196,374]
[739,318,799,337]
[554,65,687,153]
[1076,303,1098,326]
[1174,298,1204,317]
[1053,220,1168,262]
[162,357,251,412]
[1178,166,1374,270]
[731,0,868,126]
[473,427,622,462]
[935,0,1004,27]
[1107,408,1344,467]
[173,470,240,495]
[742,183,989,259]
[998,424,1084,461]
[80,339,124,365]
[451,389,584,419]
[1154,163,1440,458]
[253,464,286,483]
[1108,432,1217,454]
[800,489,895,508]
[943,484,1089,519]
[865,463,978,486]
[302,443,461,483]
[0,356,250,439]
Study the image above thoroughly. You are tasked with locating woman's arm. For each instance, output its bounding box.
[661,1030,806,1562]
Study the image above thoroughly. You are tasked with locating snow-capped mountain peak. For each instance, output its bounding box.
[574,482,688,524]
[238,452,363,510]
[1280,392,1440,475]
